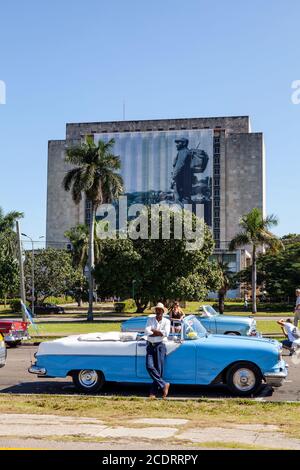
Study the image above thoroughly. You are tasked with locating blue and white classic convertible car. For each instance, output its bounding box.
[29,316,287,396]
[122,305,258,337]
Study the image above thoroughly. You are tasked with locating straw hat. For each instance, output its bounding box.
[151,302,168,313]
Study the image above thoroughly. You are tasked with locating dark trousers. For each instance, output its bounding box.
[146,342,167,394]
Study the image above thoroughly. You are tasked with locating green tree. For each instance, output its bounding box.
[0,207,23,304]
[229,208,282,313]
[238,238,300,301]
[64,224,89,271]
[216,261,237,314]
[24,248,84,304]
[93,207,222,312]
[64,223,101,270]
[0,207,23,257]
[93,238,141,301]
[63,137,124,321]
[0,255,19,305]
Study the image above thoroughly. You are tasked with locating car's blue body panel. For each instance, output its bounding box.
[32,316,286,387]
[121,307,256,336]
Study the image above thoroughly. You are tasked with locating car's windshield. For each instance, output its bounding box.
[183,315,207,340]
[201,305,218,317]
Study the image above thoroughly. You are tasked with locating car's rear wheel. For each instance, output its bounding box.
[226,362,262,396]
[72,369,104,393]
[225,331,240,336]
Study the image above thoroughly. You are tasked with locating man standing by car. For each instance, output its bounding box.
[144,302,170,399]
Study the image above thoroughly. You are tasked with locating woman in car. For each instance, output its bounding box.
[169,302,185,333]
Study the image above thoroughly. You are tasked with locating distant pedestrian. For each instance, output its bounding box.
[144,302,170,399]
[277,318,300,355]
[244,294,248,311]
[294,289,300,327]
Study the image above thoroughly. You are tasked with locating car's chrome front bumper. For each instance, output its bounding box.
[264,368,288,387]
[28,364,47,376]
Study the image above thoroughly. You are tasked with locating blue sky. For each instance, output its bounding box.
[0,0,299,243]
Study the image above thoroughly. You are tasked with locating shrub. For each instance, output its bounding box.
[45,296,74,305]
[9,299,27,313]
[114,298,136,313]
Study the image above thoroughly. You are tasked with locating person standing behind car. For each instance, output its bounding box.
[144,302,170,399]
[169,301,185,333]
[294,289,300,327]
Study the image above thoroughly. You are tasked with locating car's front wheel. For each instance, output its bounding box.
[72,369,104,393]
[226,362,262,396]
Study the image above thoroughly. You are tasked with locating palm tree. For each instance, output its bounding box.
[63,137,123,321]
[65,224,90,272]
[65,222,102,272]
[0,207,24,257]
[217,261,235,314]
[229,208,282,314]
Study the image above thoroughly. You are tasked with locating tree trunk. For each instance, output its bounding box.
[218,289,225,314]
[252,245,257,314]
[87,203,95,322]
[135,298,149,313]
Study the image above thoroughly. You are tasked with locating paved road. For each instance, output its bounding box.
[0,345,299,401]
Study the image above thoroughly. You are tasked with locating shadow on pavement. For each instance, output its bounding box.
[0,380,274,399]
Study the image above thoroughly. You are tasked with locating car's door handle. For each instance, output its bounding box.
[137,342,146,347]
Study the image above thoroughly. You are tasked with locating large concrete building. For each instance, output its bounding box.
[46,116,265,286]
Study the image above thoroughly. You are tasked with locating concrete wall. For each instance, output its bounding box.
[65,116,250,143]
[46,140,85,247]
[224,132,265,242]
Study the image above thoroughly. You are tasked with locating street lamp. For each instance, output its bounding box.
[132,279,136,300]
[21,234,44,317]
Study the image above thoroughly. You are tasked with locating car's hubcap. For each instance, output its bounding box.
[78,370,98,388]
[232,368,256,391]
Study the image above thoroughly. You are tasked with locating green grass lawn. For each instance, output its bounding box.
[27,318,282,337]
[1,395,300,441]
[0,298,294,319]
[256,320,282,335]
[29,321,122,336]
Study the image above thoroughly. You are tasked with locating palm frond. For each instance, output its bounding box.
[229,232,250,250]
[63,138,123,208]
[62,168,82,191]
[101,153,122,170]
[263,213,279,229]
[0,209,23,233]
[65,146,89,165]
[71,172,86,204]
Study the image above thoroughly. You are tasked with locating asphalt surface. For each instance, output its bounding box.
[0,345,299,401]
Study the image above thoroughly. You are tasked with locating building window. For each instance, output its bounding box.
[213,133,221,244]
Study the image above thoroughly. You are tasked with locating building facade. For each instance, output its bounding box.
[46,116,265,292]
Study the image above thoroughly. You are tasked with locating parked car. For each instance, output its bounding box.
[0,320,30,347]
[29,315,287,396]
[121,305,258,337]
[0,333,6,366]
[34,303,65,315]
